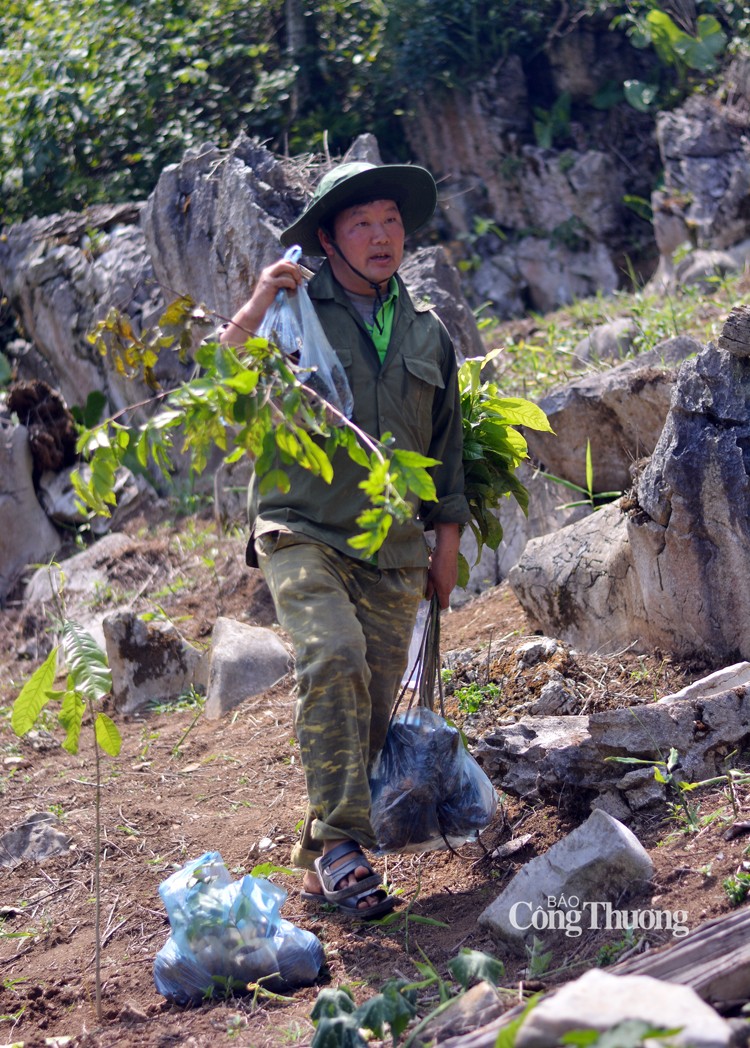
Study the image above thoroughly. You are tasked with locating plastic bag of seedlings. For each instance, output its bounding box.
[153,851,324,1005]
[258,245,353,423]
[369,707,497,855]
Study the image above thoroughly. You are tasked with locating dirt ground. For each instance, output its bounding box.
[2,511,750,1048]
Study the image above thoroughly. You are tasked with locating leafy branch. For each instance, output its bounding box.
[75,295,438,559]
[458,347,553,586]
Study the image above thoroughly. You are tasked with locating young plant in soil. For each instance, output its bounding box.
[11,618,121,1023]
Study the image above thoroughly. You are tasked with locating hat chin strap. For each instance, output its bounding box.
[329,240,387,335]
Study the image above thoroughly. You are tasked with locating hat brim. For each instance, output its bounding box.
[280,165,437,257]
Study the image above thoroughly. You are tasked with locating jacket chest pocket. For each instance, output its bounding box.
[402,355,445,433]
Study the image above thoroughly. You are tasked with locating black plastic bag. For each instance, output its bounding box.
[369,707,497,855]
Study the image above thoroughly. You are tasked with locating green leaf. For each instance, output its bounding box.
[248,862,294,878]
[58,691,85,755]
[457,551,470,589]
[11,646,59,736]
[392,449,438,502]
[623,79,659,112]
[311,988,356,1022]
[354,983,417,1042]
[561,1020,682,1047]
[342,429,371,470]
[61,620,111,702]
[224,370,259,394]
[258,468,291,495]
[311,1016,365,1048]
[448,948,505,990]
[94,712,122,757]
[486,397,553,432]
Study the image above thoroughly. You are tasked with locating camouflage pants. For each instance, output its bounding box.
[255,532,426,871]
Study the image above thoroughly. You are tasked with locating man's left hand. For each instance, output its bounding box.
[426,522,461,609]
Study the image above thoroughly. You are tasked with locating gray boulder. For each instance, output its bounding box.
[631,322,750,661]
[478,810,653,950]
[477,670,750,814]
[103,610,206,715]
[143,136,303,322]
[515,969,731,1048]
[525,336,702,494]
[399,247,485,360]
[0,204,168,413]
[0,422,61,602]
[0,813,73,869]
[203,617,292,720]
[656,94,750,251]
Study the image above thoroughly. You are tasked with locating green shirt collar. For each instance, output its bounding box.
[366,278,399,362]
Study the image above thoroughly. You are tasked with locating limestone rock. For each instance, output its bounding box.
[0,422,61,602]
[572,316,638,366]
[142,136,303,322]
[631,339,750,660]
[657,94,750,251]
[675,248,739,291]
[478,810,653,950]
[0,205,168,414]
[399,247,485,360]
[24,532,138,607]
[718,304,750,358]
[203,617,292,720]
[525,338,701,494]
[0,813,73,869]
[477,674,750,814]
[508,501,648,655]
[104,610,206,715]
[514,969,731,1048]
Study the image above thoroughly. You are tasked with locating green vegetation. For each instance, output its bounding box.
[490,269,746,402]
[606,745,750,835]
[723,870,750,906]
[310,948,506,1048]
[453,681,501,715]
[70,298,544,569]
[11,616,121,1023]
[2,1,747,224]
[458,349,552,586]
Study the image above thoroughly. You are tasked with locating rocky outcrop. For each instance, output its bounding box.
[0,203,167,413]
[510,309,750,662]
[0,422,61,603]
[142,136,305,322]
[525,335,701,495]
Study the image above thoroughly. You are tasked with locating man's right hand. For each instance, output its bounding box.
[219,259,304,348]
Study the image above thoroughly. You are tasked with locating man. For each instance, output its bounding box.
[221,161,469,917]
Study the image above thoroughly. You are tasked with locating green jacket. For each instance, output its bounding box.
[248,261,469,569]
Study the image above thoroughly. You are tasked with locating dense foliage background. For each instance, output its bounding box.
[0,0,747,225]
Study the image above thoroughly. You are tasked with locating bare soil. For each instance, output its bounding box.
[2,511,749,1047]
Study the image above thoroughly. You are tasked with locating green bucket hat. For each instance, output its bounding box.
[280,161,438,257]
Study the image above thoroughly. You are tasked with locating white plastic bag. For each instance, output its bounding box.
[258,246,353,422]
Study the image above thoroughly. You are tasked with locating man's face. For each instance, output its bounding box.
[318,198,405,294]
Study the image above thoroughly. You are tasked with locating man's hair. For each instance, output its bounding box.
[320,197,403,240]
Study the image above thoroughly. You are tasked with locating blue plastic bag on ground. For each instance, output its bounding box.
[153,852,324,1004]
[369,707,498,855]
